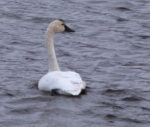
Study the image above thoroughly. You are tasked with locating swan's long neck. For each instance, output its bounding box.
[46,28,60,72]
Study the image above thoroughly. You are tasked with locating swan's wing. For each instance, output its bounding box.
[58,71,86,95]
[38,71,86,96]
[60,71,86,89]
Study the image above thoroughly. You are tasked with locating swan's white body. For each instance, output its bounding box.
[38,20,86,96]
[38,71,86,95]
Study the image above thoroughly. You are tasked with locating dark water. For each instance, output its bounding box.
[0,0,150,127]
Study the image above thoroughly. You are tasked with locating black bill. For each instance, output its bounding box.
[64,24,75,32]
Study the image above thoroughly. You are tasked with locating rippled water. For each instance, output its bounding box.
[0,0,150,127]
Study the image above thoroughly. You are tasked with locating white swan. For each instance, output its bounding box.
[38,19,86,96]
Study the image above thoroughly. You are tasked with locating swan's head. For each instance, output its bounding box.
[48,19,75,33]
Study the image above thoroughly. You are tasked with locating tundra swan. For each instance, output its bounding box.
[38,19,86,96]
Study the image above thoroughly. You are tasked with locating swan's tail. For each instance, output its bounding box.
[57,88,81,96]
[67,81,86,96]
[82,81,86,89]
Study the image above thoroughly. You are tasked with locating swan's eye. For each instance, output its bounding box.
[61,23,64,26]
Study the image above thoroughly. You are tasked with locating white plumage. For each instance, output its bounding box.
[38,71,86,95]
[38,20,86,96]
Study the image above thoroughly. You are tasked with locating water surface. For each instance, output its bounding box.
[0,0,150,127]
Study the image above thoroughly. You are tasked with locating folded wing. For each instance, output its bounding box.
[38,71,86,96]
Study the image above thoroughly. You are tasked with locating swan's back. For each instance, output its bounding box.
[38,71,85,96]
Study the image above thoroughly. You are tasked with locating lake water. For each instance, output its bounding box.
[0,0,150,127]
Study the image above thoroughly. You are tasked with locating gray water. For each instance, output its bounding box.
[0,0,150,127]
